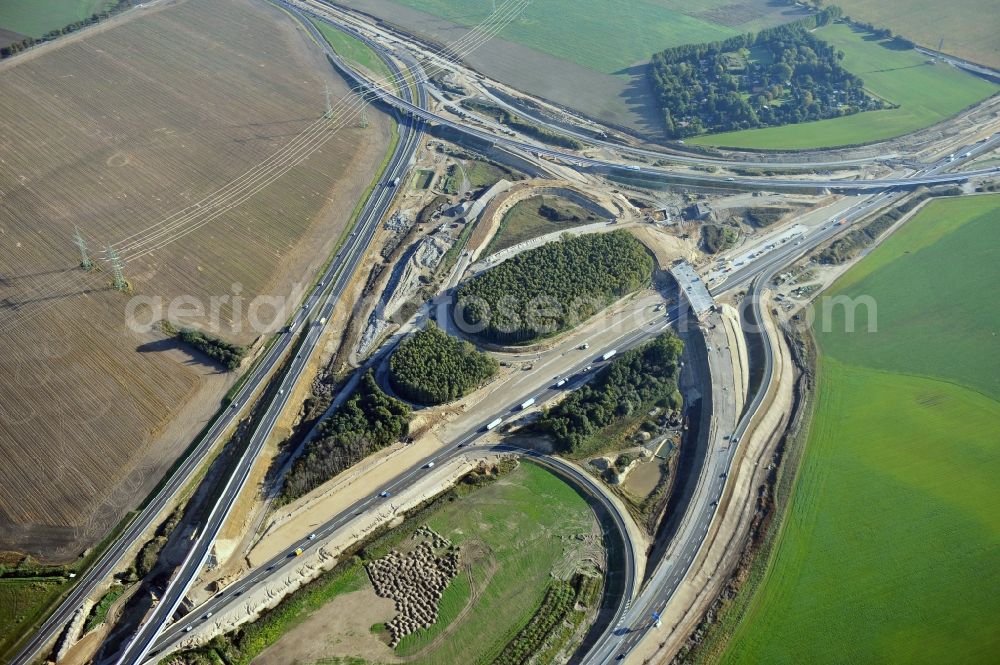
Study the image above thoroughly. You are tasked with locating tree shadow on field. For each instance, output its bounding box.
[0,286,106,309]
[136,336,229,373]
[0,267,75,285]
[612,62,666,141]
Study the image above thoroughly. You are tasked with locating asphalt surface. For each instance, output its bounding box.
[19,4,997,663]
[146,303,685,658]
[106,20,426,665]
[581,148,989,663]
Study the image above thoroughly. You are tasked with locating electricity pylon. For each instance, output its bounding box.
[74,226,93,271]
[106,245,129,292]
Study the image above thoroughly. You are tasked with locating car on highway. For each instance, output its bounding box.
[584,365,593,372]
[308,532,316,540]
[579,343,590,350]
[379,490,391,498]
[426,461,435,468]
[203,612,213,620]
[184,625,193,632]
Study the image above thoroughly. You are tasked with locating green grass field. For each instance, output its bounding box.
[413,169,434,190]
[311,19,393,83]
[378,0,791,75]
[720,195,1000,663]
[484,195,598,256]
[464,160,509,189]
[690,23,998,149]
[0,0,114,38]
[400,462,599,663]
[197,462,599,664]
[0,578,67,658]
[833,0,1000,70]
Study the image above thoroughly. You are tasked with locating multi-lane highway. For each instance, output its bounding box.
[144,295,688,658]
[104,22,427,665]
[10,54,422,662]
[582,144,990,662]
[18,3,999,663]
[307,23,1000,192]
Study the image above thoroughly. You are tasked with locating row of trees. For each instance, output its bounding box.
[460,99,583,149]
[388,323,499,405]
[1,1,135,59]
[649,11,885,138]
[454,231,653,345]
[177,328,246,370]
[536,332,684,456]
[282,371,411,501]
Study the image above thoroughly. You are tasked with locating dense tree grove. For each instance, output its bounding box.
[537,332,684,455]
[283,371,410,501]
[454,231,653,345]
[388,323,499,405]
[648,9,887,138]
[177,328,246,370]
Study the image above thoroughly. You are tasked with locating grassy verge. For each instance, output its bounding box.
[0,578,67,659]
[83,584,127,633]
[483,195,598,257]
[435,220,475,279]
[310,19,393,83]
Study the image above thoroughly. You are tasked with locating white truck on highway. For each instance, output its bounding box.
[520,397,536,410]
[602,349,617,361]
[485,417,503,431]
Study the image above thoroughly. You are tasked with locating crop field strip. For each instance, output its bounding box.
[720,195,1000,663]
[0,0,533,338]
[0,0,394,555]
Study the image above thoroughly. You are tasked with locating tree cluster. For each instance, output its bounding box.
[649,12,884,138]
[1,1,134,59]
[536,332,684,455]
[743,207,791,228]
[702,224,739,254]
[454,231,653,345]
[177,328,246,370]
[388,323,499,405]
[283,371,410,501]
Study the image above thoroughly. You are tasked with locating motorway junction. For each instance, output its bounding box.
[6,2,1000,665]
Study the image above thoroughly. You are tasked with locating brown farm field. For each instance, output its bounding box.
[0,0,393,560]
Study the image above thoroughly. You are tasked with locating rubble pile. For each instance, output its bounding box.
[366,527,461,647]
